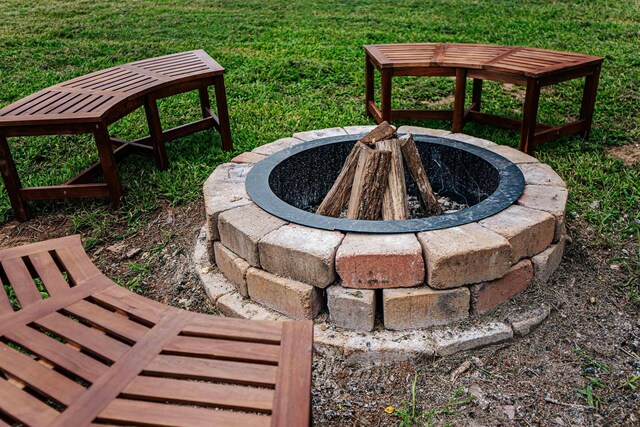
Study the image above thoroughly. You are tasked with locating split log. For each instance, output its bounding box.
[358,121,395,145]
[346,143,392,220]
[377,138,408,220]
[399,134,442,215]
[316,142,361,216]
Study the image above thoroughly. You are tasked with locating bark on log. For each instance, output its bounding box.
[399,134,442,215]
[358,121,395,145]
[346,143,392,220]
[316,142,361,217]
[377,138,408,220]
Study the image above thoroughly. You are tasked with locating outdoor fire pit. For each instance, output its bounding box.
[200,125,568,356]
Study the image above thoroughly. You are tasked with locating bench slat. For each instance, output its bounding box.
[122,376,274,413]
[98,398,271,427]
[144,354,278,387]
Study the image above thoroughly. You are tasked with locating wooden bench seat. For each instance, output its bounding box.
[0,235,313,426]
[365,43,603,153]
[0,50,233,221]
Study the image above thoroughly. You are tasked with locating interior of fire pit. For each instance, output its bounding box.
[247,134,525,233]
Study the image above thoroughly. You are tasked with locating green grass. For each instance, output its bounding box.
[0,2,638,252]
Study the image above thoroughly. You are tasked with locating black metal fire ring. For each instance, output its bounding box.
[246,133,525,234]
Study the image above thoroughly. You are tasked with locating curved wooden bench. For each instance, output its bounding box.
[0,50,233,221]
[365,43,603,153]
[0,236,312,426]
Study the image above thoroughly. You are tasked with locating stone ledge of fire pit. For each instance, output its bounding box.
[487,145,540,164]
[230,151,266,164]
[203,162,253,241]
[517,185,568,243]
[508,305,551,337]
[327,285,376,332]
[246,267,324,320]
[194,227,553,364]
[259,224,344,288]
[292,127,348,141]
[417,223,513,289]
[470,259,534,315]
[432,322,514,356]
[218,203,287,267]
[446,133,497,149]
[531,236,567,284]
[518,162,567,188]
[213,242,250,297]
[383,286,470,330]
[251,137,304,156]
[335,233,425,289]
[479,205,555,263]
[396,125,451,137]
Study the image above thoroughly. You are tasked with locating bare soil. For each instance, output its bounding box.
[1,203,638,426]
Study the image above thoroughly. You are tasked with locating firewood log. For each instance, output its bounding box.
[346,143,392,220]
[399,134,442,215]
[377,138,408,220]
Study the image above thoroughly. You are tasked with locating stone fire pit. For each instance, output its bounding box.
[199,125,568,359]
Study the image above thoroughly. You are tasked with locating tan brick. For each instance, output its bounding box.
[531,236,566,284]
[342,125,378,135]
[213,242,250,296]
[246,268,324,320]
[447,133,497,148]
[518,163,566,187]
[336,233,425,289]
[383,286,470,330]
[292,127,347,141]
[252,137,303,156]
[417,223,513,289]
[470,260,533,314]
[203,163,252,241]
[231,151,267,164]
[488,145,539,164]
[327,286,376,331]
[218,204,287,267]
[479,205,555,263]
[517,185,568,242]
[259,224,343,288]
[397,125,451,137]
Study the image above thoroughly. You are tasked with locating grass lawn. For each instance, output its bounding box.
[0,0,639,424]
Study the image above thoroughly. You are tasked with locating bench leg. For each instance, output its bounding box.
[94,125,123,209]
[520,78,541,154]
[365,57,374,119]
[212,77,233,152]
[471,78,483,112]
[144,98,169,171]
[452,68,467,133]
[579,64,601,140]
[381,70,392,124]
[0,135,30,221]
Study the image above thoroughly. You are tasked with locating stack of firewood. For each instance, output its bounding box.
[316,122,442,220]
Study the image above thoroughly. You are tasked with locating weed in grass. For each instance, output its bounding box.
[574,347,611,412]
[392,373,475,427]
[612,232,640,303]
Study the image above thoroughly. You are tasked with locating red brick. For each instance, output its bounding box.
[471,260,533,314]
[335,233,425,289]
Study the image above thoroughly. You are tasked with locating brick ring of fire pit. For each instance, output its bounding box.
[203,125,567,336]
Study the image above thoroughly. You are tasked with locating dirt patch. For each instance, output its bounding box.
[606,144,640,166]
[0,202,215,314]
[0,203,638,426]
[421,94,456,108]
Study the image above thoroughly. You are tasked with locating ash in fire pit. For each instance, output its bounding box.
[247,128,524,233]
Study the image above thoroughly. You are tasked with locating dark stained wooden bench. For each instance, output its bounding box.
[0,236,312,426]
[0,50,233,222]
[365,43,603,153]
